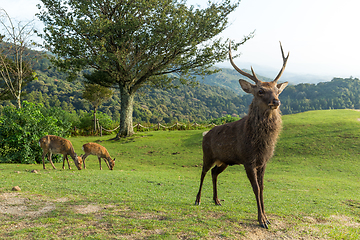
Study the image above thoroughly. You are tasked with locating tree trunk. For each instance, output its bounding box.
[93,107,97,133]
[116,84,135,138]
[16,96,21,109]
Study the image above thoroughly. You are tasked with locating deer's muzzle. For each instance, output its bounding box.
[269,99,280,109]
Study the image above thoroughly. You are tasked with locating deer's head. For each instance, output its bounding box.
[108,158,115,170]
[229,42,289,113]
[75,155,83,170]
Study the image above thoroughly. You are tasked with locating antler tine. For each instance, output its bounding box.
[229,41,260,84]
[273,41,290,83]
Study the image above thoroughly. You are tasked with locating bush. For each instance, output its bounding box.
[0,101,69,164]
[41,106,76,136]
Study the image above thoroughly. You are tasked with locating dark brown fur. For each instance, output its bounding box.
[195,42,289,229]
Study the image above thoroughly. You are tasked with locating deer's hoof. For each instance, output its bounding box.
[260,223,269,229]
[214,199,223,206]
[194,201,200,206]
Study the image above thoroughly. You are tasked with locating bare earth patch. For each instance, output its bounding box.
[73,204,103,214]
[0,192,55,217]
[0,192,359,239]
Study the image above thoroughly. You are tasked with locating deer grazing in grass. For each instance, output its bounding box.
[81,143,115,170]
[195,41,289,229]
[39,135,83,170]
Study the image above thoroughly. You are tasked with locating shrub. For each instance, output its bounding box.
[41,106,78,136]
[0,101,68,164]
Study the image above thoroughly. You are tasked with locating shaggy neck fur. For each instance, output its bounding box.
[245,102,282,164]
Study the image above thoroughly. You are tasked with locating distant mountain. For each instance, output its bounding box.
[216,63,332,85]
[198,67,332,95]
[253,69,331,85]
[197,67,272,95]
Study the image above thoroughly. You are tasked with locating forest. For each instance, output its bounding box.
[1,50,359,125]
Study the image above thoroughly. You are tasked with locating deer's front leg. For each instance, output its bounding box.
[81,153,90,169]
[257,166,270,225]
[245,166,268,229]
[98,157,102,170]
[66,155,71,169]
[104,158,111,170]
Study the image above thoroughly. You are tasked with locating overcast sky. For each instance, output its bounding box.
[2,0,360,79]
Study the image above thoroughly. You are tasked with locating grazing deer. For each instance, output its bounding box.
[81,142,115,170]
[39,135,83,170]
[195,41,289,229]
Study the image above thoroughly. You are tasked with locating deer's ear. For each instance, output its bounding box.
[277,82,288,94]
[239,79,255,94]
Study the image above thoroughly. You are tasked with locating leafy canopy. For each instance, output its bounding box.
[36,0,251,90]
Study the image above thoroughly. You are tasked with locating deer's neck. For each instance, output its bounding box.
[68,146,77,160]
[246,103,282,148]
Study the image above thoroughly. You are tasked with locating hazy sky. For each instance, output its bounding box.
[2,0,360,78]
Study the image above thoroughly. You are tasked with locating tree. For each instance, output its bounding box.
[37,0,253,138]
[82,82,114,133]
[0,9,37,108]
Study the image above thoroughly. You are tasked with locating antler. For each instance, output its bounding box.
[273,41,289,83]
[229,41,260,84]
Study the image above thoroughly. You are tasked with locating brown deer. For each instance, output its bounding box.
[38,135,83,170]
[195,41,289,229]
[81,142,115,170]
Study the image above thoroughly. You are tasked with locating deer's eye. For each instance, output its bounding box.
[258,89,265,95]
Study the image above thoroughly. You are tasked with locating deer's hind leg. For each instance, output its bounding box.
[63,155,71,169]
[195,158,215,205]
[211,163,228,206]
[47,152,56,169]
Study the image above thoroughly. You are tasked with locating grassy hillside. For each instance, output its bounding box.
[0,110,360,239]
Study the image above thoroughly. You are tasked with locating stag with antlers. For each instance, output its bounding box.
[195,41,289,229]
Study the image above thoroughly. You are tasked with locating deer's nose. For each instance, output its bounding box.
[272,99,280,106]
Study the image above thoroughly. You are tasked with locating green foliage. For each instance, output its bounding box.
[0,101,70,164]
[280,77,360,114]
[77,111,116,134]
[37,0,248,84]
[40,106,76,136]
[203,114,241,125]
[14,71,250,124]
[82,83,114,110]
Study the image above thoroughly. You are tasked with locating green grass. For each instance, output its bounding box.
[1,109,360,239]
